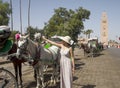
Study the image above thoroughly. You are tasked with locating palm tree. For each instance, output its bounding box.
[82,31,87,38]
[85,29,93,38]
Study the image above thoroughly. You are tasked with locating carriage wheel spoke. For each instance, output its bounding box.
[0,68,18,88]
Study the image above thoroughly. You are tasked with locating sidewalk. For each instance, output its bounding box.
[73,48,120,88]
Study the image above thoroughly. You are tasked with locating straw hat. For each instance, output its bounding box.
[59,36,71,45]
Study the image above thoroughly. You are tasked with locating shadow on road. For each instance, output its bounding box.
[75,57,82,61]
[73,83,96,88]
[75,58,85,70]
[81,84,96,88]
[25,73,60,88]
[25,81,36,88]
[73,76,78,81]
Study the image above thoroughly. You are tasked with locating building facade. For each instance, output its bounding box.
[100,12,108,45]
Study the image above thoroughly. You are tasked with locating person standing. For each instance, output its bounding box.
[42,36,75,88]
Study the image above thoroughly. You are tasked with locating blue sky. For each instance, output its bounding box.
[3,0,120,41]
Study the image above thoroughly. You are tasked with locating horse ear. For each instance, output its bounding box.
[25,34,30,38]
[21,34,29,39]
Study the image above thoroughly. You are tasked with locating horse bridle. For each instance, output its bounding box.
[17,39,32,59]
[18,38,40,65]
[18,38,28,51]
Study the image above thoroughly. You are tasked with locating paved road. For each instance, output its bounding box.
[1,47,120,88]
[107,47,120,58]
[73,47,120,88]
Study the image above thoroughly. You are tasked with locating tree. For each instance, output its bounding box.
[9,30,19,41]
[84,29,93,38]
[27,26,43,40]
[43,7,90,42]
[0,0,11,25]
[82,31,87,38]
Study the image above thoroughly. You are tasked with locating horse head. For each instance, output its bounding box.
[17,33,44,60]
[16,34,28,55]
[17,34,37,59]
[34,32,42,42]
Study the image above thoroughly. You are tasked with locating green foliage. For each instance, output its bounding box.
[27,26,43,40]
[9,30,18,41]
[43,7,90,42]
[84,29,93,38]
[9,27,43,41]
[0,0,11,25]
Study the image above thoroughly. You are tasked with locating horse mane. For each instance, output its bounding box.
[27,38,37,58]
[8,43,17,54]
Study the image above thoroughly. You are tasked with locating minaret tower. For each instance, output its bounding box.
[100,12,108,45]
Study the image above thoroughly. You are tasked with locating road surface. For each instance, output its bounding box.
[1,47,120,88]
[107,47,120,58]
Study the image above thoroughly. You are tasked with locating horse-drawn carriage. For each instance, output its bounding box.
[81,37,102,58]
[0,26,18,88]
[17,33,60,88]
[87,37,100,57]
[0,25,60,88]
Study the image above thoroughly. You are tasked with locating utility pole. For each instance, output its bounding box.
[28,0,31,27]
[10,0,13,31]
[19,0,22,34]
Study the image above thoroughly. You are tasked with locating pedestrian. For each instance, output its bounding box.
[15,32,21,44]
[42,35,75,88]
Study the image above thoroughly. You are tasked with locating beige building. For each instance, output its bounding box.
[100,12,108,45]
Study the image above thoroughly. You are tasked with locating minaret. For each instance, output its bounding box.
[100,12,108,45]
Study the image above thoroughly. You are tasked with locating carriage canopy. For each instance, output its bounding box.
[0,26,13,56]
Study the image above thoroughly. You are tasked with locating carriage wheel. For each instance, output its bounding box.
[0,68,18,88]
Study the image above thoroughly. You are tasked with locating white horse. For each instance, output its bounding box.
[17,34,60,88]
